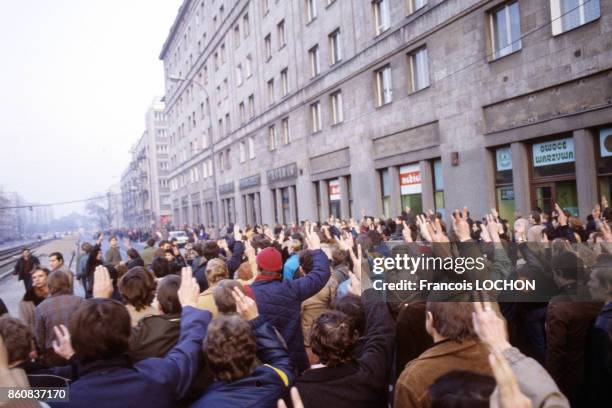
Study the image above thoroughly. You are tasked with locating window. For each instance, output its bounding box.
[223,78,229,99]
[330,90,343,124]
[375,65,393,106]
[220,43,226,64]
[239,102,246,123]
[265,34,272,60]
[225,148,231,169]
[214,52,219,70]
[278,20,286,48]
[268,125,278,150]
[309,45,320,77]
[306,0,317,22]
[248,94,255,117]
[406,0,427,15]
[234,25,241,48]
[282,117,290,144]
[490,2,522,59]
[494,147,515,222]
[245,55,253,77]
[408,47,429,91]
[236,64,243,86]
[240,141,247,163]
[280,68,289,96]
[328,29,342,64]
[243,14,250,38]
[218,118,223,138]
[267,79,275,105]
[373,0,391,35]
[262,0,269,16]
[225,113,230,134]
[310,102,322,133]
[219,151,225,171]
[433,159,445,217]
[248,136,256,159]
[551,0,600,35]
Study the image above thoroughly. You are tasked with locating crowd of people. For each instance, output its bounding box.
[1,199,611,407]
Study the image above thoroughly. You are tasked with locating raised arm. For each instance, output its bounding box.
[137,267,212,399]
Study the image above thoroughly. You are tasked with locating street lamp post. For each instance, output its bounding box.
[168,75,221,238]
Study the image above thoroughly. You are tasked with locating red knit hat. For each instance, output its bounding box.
[256,247,283,272]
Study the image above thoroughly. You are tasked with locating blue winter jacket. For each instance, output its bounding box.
[190,315,293,408]
[50,307,212,408]
[249,249,330,373]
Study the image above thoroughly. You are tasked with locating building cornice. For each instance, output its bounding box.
[159,0,192,60]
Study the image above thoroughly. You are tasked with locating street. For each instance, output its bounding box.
[0,235,144,316]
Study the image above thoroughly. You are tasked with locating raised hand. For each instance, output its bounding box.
[349,244,363,278]
[232,286,258,321]
[123,237,131,249]
[416,214,433,242]
[430,218,449,243]
[486,214,502,243]
[402,221,413,243]
[472,301,510,353]
[452,207,471,242]
[178,267,199,308]
[233,224,242,241]
[554,203,567,227]
[304,224,321,250]
[244,240,256,260]
[602,195,609,210]
[52,325,75,360]
[93,265,113,299]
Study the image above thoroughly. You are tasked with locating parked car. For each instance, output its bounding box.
[168,230,189,247]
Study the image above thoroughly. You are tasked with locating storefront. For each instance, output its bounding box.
[218,182,236,225]
[380,164,423,218]
[598,127,612,202]
[267,162,299,224]
[239,174,262,226]
[530,136,578,216]
[494,147,515,221]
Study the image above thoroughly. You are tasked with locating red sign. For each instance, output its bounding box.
[328,179,341,201]
[400,171,421,186]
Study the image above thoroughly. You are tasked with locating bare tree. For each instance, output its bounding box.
[86,193,114,230]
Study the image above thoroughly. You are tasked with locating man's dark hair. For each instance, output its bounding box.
[250,234,272,252]
[146,238,156,247]
[118,267,157,311]
[47,270,72,295]
[331,247,349,267]
[157,275,182,315]
[192,242,205,257]
[81,242,93,253]
[426,302,476,341]
[298,250,314,274]
[108,235,118,242]
[428,370,495,408]
[22,247,30,253]
[530,211,541,224]
[151,257,171,278]
[158,240,170,248]
[0,316,32,364]
[204,315,257,382]
[310,310,359,367]
[331,294,366,336]
[127,248,141,260]
[49,252,64,262]
[551,251,584,283]
[69,299,131,364]
[202,241,220,260]
[212,280,245,314]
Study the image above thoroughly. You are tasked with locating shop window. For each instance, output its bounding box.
[400,164,423,215]
[329,179,341,219]
[597,127,612,203]
[494,147,515,222]
[531,137,578,216]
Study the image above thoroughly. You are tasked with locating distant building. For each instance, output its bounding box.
[160,0,612,225]
[121,97,171,228]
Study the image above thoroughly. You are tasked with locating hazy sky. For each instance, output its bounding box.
[0,0,182,216]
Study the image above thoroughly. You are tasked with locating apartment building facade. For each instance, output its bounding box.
[160,0,612,227]
[121,97,172,228]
